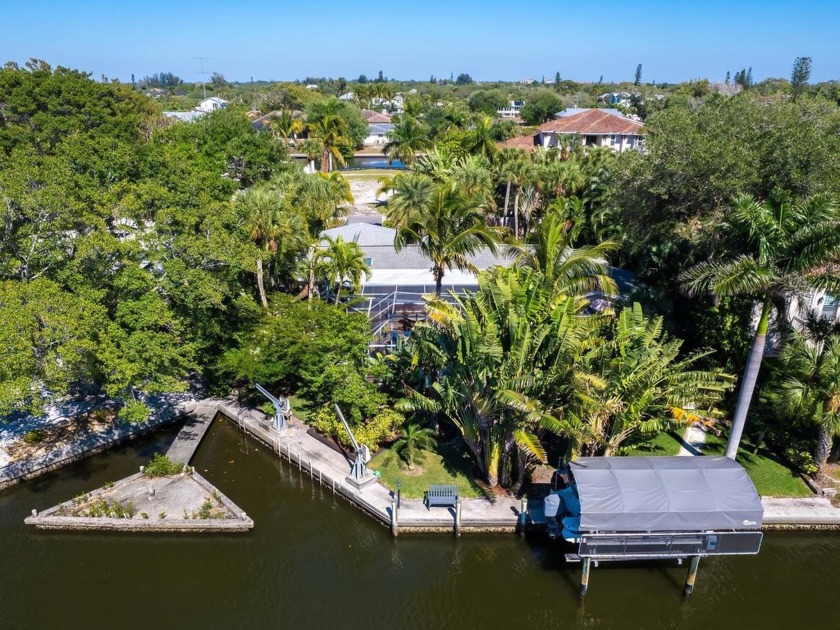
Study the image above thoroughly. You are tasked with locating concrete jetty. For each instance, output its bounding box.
[25,470,253,532]
[165,401,219,464]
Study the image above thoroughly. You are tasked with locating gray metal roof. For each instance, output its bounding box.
[570,456,764,532]
[319,224,510,270]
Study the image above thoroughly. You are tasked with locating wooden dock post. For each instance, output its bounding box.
[390,499,399,537]
[454,497,462,537]
[579,557,592,597]
[684,556,700,596]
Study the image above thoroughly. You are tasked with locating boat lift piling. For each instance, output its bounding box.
[684,556,700,596]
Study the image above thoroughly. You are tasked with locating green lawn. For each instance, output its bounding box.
[370,440,489,499]
[288,394,313,422]
[339,169,397,182]
[624,431,684,456]
[703,433,812,497]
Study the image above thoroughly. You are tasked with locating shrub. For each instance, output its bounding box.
[143,453,184,477]
[311,404,401,449]
[22,429,47,444]
[785,448,819,476]
[119,399,151,424]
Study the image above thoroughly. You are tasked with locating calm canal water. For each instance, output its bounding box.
[1,419,837,629]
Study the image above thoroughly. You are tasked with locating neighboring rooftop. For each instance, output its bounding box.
[540,109,643,135]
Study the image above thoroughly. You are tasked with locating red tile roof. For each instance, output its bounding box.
[498,134,538,152]
[540,109,643,135]
[366,112,392,124]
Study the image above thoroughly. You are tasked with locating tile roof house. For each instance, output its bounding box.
[499,109,644,153]
[365,112,392,124]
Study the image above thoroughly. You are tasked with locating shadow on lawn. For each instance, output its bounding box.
[435,439,494,501]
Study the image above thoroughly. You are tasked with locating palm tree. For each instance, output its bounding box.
[270,109,304,145]
[464,114,497,159]
[315,235,371,303]
[237,186,305,308]
[681,194,840,459]
[776,331,840,472]
[401,266,593,489]
[393,421,437,470]
[309,114,348,172]
[548,303,734,457]
[383,172,434,229]
[298,138,323,174]
[383,116,432,166]
[495,149,527,230]
[394,182,503,296]
[509,207,618,297]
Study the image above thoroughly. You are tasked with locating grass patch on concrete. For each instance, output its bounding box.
[623,431,683,456]
[370,440,487,499]
[704,433,812,497]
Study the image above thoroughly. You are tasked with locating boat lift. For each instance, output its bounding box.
[254,384,291,430]
[335,404,372,484]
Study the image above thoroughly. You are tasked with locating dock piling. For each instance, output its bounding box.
[390,499,399,536]
[454,497,462,537]
[518,496,528,535]
[684,556,700,596]
[579,557,591,597]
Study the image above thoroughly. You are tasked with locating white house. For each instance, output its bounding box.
[196,96,228,112]
[364,123,395,146]
[497,100,524,119]
[536,108,644,152]
[164,96,228,122]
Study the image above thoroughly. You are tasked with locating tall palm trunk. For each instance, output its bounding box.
[503,179,511,227]
[256,258,268,309]
[726,299,771,459]
[816,423,833,472]
[513,189,520,240]
[433,265,444,297]
[307,256,315,302]
[334,283,342,304]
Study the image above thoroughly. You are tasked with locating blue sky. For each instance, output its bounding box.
[2,1,838,83]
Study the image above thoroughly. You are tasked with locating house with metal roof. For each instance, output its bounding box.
[318,223,510,297]
[364,123,395,146]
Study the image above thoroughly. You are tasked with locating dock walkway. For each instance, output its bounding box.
[210,401,522,533]
[165,401,220,464]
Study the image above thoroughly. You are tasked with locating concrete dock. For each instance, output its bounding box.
[211,401,523,533]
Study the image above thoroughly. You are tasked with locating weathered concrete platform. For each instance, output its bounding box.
[165,402,219,464]
[25,471,253,532]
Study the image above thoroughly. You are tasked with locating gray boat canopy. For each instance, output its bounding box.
[569,456,764,532]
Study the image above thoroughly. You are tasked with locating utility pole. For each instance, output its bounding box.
[193,56,210,99]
